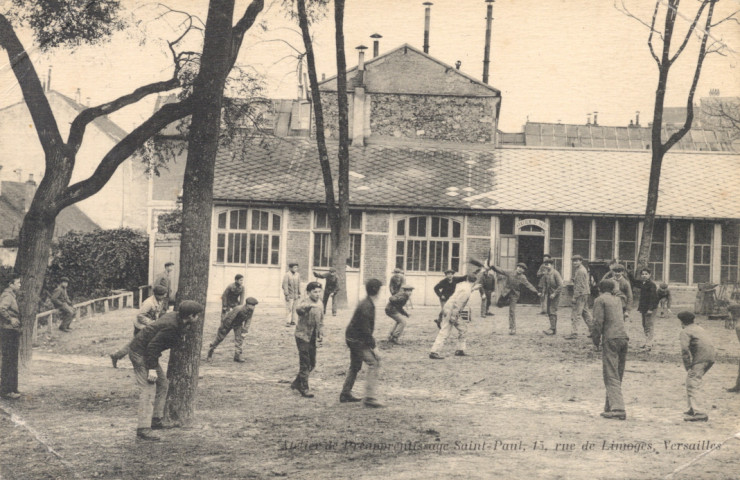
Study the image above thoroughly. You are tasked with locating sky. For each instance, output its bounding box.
[1,0,739,132]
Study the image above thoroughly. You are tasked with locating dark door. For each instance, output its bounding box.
[517,236,544,304]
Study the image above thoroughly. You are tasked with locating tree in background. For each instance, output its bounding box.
[617,0,737,273]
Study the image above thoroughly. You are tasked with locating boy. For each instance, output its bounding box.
[492,263,538,335]
[536,254,553,314]
[221,274,245,319]
[637,268,658,350]
[282,263,301,326]
[0,273,22,399]
[51,277,76,332]
[110,285,168,368]
[657,283,672,317]
[540,259,563,336]
[430,273,480,358]
[313,268,339,316]
[433,269,467,328]
[592,280,629,420]
[612,265,634,321]
[154,262,175,314]
[207,297,258,363]
[291,282,323,398]
[567,255,593,340]
[385,284,414,344]
[678,311,716,422]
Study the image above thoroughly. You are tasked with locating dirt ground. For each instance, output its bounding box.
[1,297,739,480]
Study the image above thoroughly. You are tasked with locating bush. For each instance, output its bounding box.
[46,228,148,301]
[157,208,182,234]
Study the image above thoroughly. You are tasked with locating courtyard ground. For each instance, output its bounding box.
[1,298,739,480]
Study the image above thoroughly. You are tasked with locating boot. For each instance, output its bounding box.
[110,354,118,369]
[339,392,362,403]
[136,428,160,441]
[206,347,214,362]
[151,417,177,430]
[363,398,385,408]
[234,354,245,363]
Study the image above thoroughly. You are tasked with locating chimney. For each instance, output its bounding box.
[423,2,433,54]
[75,88,81,104]
[47,65,52,92]
[352,45,369,147]
[13,168,22,182]
[593,111,599,126]
[586,114,591,125]
[482,0,494,84]
[635,111,640,127]
[24,174,36,213]
[370,33,382,58]
[356,45,367,85]
[455,60,462,70]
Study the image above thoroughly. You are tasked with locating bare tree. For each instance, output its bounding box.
[700,97,740,137]
[617,0,737,274]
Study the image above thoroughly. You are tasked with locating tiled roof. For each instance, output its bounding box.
[214,137,495,210]
[213,139,740,220]
[51,91,129,143]
[0,181,99,239]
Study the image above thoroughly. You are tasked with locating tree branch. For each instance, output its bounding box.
[67,77,181,152]
[59,97,195,210]
[647,1,662,65]
[230,0,265,66]
[711,9,739,27]
[669,0,709,64]
[0,14,64,157]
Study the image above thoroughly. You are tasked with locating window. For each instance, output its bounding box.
[396,216,461,272]
[595,219,615,261]
[313,211,362,269]
[216,209,281,265]
[669,221,689,283]
[721,223,739,283]
[693,222,712,284]
[499,215,515,235]
[618,219,637,273]
[647,221,666,282]
[548,217,564,272]
[572,218,591,259]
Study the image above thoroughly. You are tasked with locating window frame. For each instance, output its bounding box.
[215,208,281,266]
[395,215,462,273]
[312,211,363,269]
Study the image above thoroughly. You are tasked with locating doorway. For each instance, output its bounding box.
[517,235,544,304]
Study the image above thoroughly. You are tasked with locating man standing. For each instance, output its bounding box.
[592,279,629,420]
[282,263,301,326]
[491,263,538,335]
[207,297,258,363]
[433,269,467,328]
[221,274,245,319]
[51,277,76,332]
[678,311,716,422]
[341,278,383,407]
[110,285,168,368]
[540,259,563,336]
[612,265,633,321]
[430,273,480,358]
[637,268,659,351]
[479,268,496,318]
[388,268,405,296]
[536,254,553,314]
[127,300,203,441]
[567,255,593,340]
[313,268,339,316]
[0,273,22,400]
[291,282,323,398]
[657,282,672,317]
[385,285,414,345]
[155,262,175,314]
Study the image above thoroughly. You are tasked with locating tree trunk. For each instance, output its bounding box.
[164,0,235,426]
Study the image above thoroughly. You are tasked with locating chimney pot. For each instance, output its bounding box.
[635,110,640,127]
[593,111,599,126]
[587,114,591,125]
[370,33,382,58]
[482,0,495,84]
[455,60,461,70]
[423,2,433,54]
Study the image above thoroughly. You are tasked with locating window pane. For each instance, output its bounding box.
[409,217,418,236]
[272,214,281,232]
[428,241,449,271]
[694,223,712,245]
[452,221,461,238]
[693,265,710,284]
[549,217,564,239]
[499,216,514,235]
[230,210,239,229]
[573,240,589,259]
[217,234,225,263]
[218,212,227,229]
[440,218,449,238]
[670,221,689,243]
[348,234,361,268]
[670,244,688,263]
[451,242,460,272]
[595,219,614,240]
[396,241,405,269]
[573,218,591,240]
[313,233,330,268]
[407,240,427,271]
[271,235,280,265]
[350,212,362,231]
[549,238,563,258]
[417,217,426,237]
[669,264,687,283]
[619,219,637,240]
[397,219,405,236]
[431,217,440,238]
[315,211,328,229]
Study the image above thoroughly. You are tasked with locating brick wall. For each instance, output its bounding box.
[363,233,388,283]
[365,212,389,233]
[286,231,311,279]
[288,208,312,230]
[467,215,491,237]
[466,237,491,270]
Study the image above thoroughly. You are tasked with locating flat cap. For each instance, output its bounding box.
[516,262,528,270]
[178,301,203,318]
[571,255,584,262]
[245,297,258,305]
[677,311,695,323]
[444,269,456,274]
[401,284,415,290]
[153,285,167,296]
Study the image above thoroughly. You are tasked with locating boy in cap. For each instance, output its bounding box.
[128,300,203,441]
[592,279,629,420]
[479,267,496,318]
[611,264,633,321]
[385,284,414,344]
[291,282,323,398]
[51,277,76,332]
[342,278,383,407]
[154,262,175,314]
[433,269,467,328]
[207,297,258,363]
[536,254,553,314]
[282,263,301,326]
[491,262,538,335]
[110,285,168,368]
[221,274,245,319]
[539,259,563,336]
[657,282,672,317]
[678,311,716,421]
[566,255,593,340]
[637,268,659,350]
[430,273,481,358]
[313,267,340,316]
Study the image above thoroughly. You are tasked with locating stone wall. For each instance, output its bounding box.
[363,233,388,283]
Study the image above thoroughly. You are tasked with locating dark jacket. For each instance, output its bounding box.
[0,287,20,331]
[388,273,405,295]
[51,285,72,308]
[346,297,376,349]
[433,276,466,301]
[129,312,185,370]
[592,293,629,346]
[491,266,538,295]
[313,271,339,294]
[637,279,659,313]
[385,291,411,317]
[294,299,323,342]
[223,304,254,328]
[221,282,244,309]
[155,272,172,299]
[479,271,496,292]
[541,269,563,297]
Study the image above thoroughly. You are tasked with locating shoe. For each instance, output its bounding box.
[538,312,548,316]
[726,386,740,393]
[290,381,298,391]
[110,354,118,369]
[136,428,160,441]
[683,409,695,416]
[684,413,708,422]
[434,318,441,329]
[564,334,578,340]
[206,348,214,362]
[485,312,494,317]
[363,398,385,408]
[1,392,21,400]
[509,329,516,335]
[600,410,626,420]
[234,355,245,363]
[454,350,466,356]
[339,393,362,403]
[151,417,178,430]
[388,337,400,345]
[299,390,314,398]
[542,329,556,335]
[429,352,444,360]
